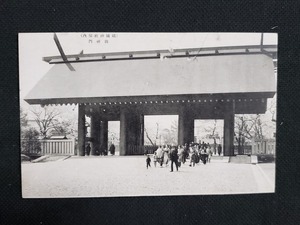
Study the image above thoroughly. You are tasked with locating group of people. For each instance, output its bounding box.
[85,143,116,156]
[146,145,180,172]
[146,142,223,171]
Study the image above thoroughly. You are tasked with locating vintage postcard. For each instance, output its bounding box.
[19,33,277,198]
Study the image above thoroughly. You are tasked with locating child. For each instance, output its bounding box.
[146,155,151,169]
[153,152,157,167]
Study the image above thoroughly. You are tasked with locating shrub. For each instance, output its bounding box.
[21,128,41,154]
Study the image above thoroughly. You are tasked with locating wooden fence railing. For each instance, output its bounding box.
[234,145,252,155]
[233,139,276,155]
[21,139,75,155]
[252,139,276,155]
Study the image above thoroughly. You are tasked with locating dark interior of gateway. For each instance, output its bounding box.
[79,93,271,156]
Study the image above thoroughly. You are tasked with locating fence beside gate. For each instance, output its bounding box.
[252,139,276,155]
[233,139,276,155]
[21,139,75,155]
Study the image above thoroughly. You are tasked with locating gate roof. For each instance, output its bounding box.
[25,53,276,105]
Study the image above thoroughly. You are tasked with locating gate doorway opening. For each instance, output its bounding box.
[194,119,224,155]
[144,115,178,152]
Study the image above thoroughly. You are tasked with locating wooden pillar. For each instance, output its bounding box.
[178,113,185,146]
[139,114,144,148]
[103,120,108,152]
[78,104,86,156]
[178,110,194,145]
[100,120,108,154]
[186,116,195,144]
[119,108,127,156]
[127,110,140,154]
[223,102,235,156]
[90,113,100,155]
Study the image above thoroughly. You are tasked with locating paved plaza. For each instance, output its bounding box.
[22,156,275,198]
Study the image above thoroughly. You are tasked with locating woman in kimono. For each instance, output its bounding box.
[177,145,184,167]
[163,145,170,166]
[155,146,164,167]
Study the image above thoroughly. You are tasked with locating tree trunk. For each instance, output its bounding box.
[213,137,217,154]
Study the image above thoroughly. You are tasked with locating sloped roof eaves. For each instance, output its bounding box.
[25,54,276,103]
[25,92,275,105]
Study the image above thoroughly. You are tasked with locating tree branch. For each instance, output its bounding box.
[144,128,155,146]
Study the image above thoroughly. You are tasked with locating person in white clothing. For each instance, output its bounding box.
[155,146,164,167]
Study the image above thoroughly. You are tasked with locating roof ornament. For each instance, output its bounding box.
[76,50,84,61]
[168,48,174,56]
[160,48,174,61]
[160,54,165,61]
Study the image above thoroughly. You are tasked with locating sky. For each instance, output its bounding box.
[19,32,277,139]
[19,32,277,100]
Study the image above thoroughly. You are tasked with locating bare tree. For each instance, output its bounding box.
[234,115,254,154]
[268,95,277,122]
[235,114,269,154]
[20,107,28,127]
[155,122,159,144]
[144,122,160,146]
[204,120,219,154]
[252,115,265,139]
[51,120,73,136]
[144,120,178,146]
[31,106,62,139]
[234,95,277,153]
[144,127,155,146]
[160,120,178,145]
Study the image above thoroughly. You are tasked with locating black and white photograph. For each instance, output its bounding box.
[19,32,277,198]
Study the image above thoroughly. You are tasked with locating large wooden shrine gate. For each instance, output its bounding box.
[25,45,277,156]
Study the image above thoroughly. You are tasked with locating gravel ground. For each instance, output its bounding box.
[257,163,275,180]
[22,156,275,198]
[257,163,275,189]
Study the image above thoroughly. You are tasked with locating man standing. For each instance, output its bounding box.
[218,144,222,156]
[170,146,179,172]
[183,143,189,164]
[109,143,115,155]
[86,143,91,156]
[146,155,151,169]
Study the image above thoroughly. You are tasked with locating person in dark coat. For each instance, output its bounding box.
[86,143,91,156]
[183,143,189,163]
[170,146,179,172]
[218,144,222,156]
[109,143,115,155]
[146,155,151,169]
